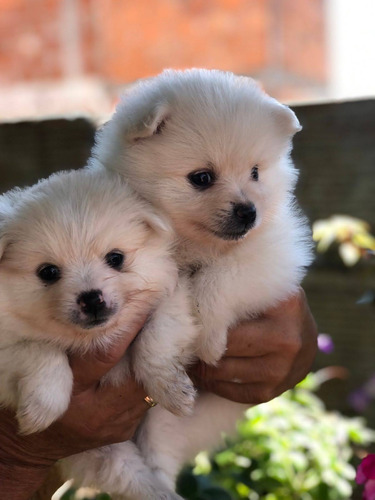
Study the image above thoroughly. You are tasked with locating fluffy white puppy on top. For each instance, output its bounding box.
[91,69,313,495]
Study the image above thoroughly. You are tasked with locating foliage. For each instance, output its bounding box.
[59,376,375,500]
[176,373,375,500]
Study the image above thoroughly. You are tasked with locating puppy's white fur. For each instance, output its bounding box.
[91,69,314,497]
[0,168,197,500]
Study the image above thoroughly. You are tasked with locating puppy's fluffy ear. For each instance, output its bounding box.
[273,102,302,137]
[127,103,170,142]
[0,218,9,260]
[0,189,21,260]
[143,210,172,236]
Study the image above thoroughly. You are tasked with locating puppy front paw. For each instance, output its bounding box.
[17,388,71,435]
[148,370,196,417]
[16,361,73,435]
[195,332,228,365]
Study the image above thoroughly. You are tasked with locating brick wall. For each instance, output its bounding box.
[0,0,327,102]
[0,0,62,81]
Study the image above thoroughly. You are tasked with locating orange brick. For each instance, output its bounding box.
[95,0,268,83]
[0,0,327,102]
[0,0,62,82]
[280,0,326,82]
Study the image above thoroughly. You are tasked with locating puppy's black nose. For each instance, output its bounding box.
[233,202,257,226]
[77,290,106,315]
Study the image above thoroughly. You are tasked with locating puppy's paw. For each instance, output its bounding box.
[17,391,70,435]
[195,334,227,366]
[148,370,196,417]
[17,372,72,435]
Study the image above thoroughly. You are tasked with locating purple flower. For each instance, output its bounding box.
[349,374,375,413]
[364,480,375,500]
[357,455,375,499]
[317,333,335,354]
[349,389,372,413]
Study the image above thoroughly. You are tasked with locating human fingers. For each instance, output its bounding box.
[225,287,317,359]
[93,376,148,415]
[225,318,276,357]
[39,378,150,459]
[191,288,318,404]
[190,354,290,404]
[190,354,286,385]
[196,379,280,405]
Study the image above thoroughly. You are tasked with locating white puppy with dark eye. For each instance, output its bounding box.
[91,68,314,497]
[0,168,197,500]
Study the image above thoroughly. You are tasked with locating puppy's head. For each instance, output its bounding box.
[95,69,301,251]
[0,170,175,350]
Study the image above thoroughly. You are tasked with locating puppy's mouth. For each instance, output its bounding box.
[212,227,252,241]
[70,306,118,331]
[207,203,258,241]
[211,217,257,241]
[79,317,111,330]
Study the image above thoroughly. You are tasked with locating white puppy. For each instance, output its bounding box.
[91,69,314,496]
[0,168,197,500]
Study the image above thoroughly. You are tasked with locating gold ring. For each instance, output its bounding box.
[144,396,158,408]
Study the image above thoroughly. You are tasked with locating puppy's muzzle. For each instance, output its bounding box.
[77,289,106,315]
[233,202,257,227]
[75,289,114,328]
[215,202,257,240]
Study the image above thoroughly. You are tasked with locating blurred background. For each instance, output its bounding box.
[1,1,375,499]
[0,0,375,120]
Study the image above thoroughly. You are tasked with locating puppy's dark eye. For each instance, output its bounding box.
[188,170,216,190]
[251,165,259,181]
[105,250,125,271]
[37,264,61,284]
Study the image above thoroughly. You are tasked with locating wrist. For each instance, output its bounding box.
[0,460,51,500]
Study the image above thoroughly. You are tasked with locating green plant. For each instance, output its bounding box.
[176,373,375,500]
[59,373,374,500]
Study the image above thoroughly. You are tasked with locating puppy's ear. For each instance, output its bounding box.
[273,103,302,137]
[0,233,7,260]
[0,219,9,261]
[127,103,170,142]
[0,190,19,260]
[143,210,172,236]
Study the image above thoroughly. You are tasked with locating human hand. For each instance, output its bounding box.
[189,287,318,404]
[0,315,151,499]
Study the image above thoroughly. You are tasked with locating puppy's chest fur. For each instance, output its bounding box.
[181,222,303,325]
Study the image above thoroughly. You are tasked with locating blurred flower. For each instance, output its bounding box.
[349,375,375,413]
[357,455,375,499]
[313,215,375,266]
[356,454,375,483]
[349,389,372,413]
[317,333,335,354]
[364,480,375,500]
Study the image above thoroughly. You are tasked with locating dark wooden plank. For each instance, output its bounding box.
[0,118,96,193]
